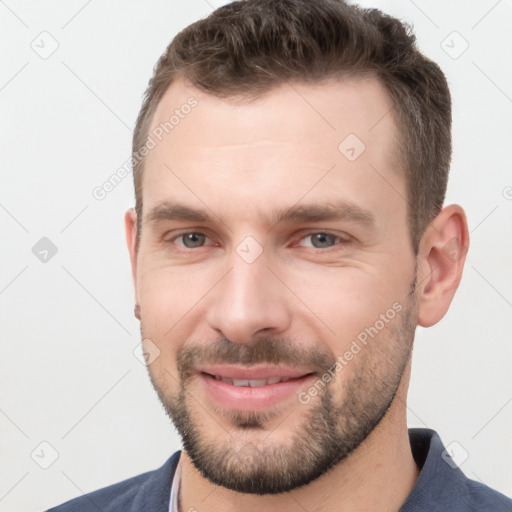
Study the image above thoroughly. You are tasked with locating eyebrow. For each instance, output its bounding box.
[145,200,376,228]
[146,202,210,225]
[270,201,375,227]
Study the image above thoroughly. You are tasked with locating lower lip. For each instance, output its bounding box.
[200,372,315,412]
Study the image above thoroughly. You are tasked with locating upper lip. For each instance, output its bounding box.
[197,364,314,381]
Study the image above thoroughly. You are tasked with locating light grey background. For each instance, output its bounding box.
[1,1,511,510]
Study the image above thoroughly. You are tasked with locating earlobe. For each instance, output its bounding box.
[416,205,470,327]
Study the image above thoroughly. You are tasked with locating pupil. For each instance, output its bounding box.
[313,233,334,248]
[184,233,204,247]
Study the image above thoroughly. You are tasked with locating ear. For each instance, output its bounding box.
[416,204,470,327]
[125,208,139,302]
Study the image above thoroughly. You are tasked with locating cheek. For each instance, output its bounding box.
[138,256,199,315]
[283,265,405,347]
[136,261,218,351]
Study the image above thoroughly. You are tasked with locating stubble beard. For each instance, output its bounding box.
[145,285,417,495]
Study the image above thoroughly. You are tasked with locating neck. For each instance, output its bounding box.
[179,378,419,512]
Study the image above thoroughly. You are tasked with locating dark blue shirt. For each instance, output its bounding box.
[47,428,512,511]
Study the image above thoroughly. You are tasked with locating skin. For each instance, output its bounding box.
[125,76,469,511]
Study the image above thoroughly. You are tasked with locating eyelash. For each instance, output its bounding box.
[296,231,349,249]
[168,230,350,250]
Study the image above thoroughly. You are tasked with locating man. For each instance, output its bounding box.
[47,0,511,510]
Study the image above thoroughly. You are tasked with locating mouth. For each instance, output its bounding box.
[196,365,316,412]
[208,375,298,386]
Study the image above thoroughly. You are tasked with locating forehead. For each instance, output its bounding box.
[142,76,405,229]
[148,75,398,152]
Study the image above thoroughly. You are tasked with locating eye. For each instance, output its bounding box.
[176,232,208,248]
[298,232,344,249]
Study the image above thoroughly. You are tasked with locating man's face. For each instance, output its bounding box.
[128,77,419,494]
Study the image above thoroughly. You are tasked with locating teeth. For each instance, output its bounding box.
[214,376,293,386]
[232,379,250,386]
[248,379,267,387]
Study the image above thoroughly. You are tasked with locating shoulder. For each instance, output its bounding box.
[403,429,512,511]
[45,451,181,512]
[462,479,512,511]
[430,475,512,511]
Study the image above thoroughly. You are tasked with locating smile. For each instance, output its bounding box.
[207,375,294,386]
[197,365,316,412]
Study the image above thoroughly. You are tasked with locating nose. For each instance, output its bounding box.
[205,251,292,344]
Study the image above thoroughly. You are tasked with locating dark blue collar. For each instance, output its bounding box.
[152,429,511,511]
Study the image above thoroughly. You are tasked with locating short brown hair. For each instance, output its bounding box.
[132,0,451,253]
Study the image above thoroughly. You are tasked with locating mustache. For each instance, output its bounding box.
[176,337,335,381]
